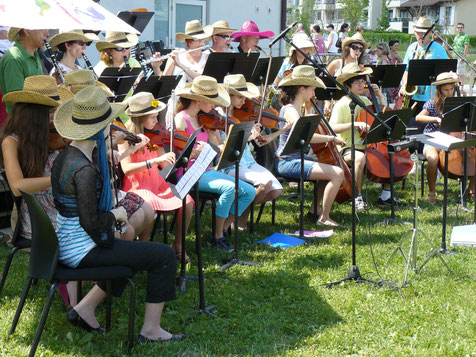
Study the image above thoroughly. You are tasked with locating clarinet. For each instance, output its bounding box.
[123,56,131,69]
[44,39,65,84]
[82,53,98,80]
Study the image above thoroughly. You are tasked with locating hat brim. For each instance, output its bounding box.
[176,27,213,43]
[279,74,326,89]
[414,27,431,33]
[176,83,230,107]
[7,27,21,42]
[54,100,126,141]
[341,38,369,51]
[49,32,90,51]
[95,34,138,52]
[228,83,260,99]
[204,25,237,36]
[63,81,114,97]
[3,86,73,107]
[232,30,274,42]
[125,101,167,116]
[336,67,373,85]
[431,78,459,86]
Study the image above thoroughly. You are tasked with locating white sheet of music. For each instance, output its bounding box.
[175,143,218,199]
[426,131,463,147]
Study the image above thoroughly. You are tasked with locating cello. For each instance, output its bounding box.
[356,79,413,183]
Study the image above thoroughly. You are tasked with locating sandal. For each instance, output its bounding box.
[428,192,436,204]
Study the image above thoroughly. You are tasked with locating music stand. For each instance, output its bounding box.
[98,67,141,102]
[367,64,406,88]
[407,59,457,86]
[315,74,346,101]
[366,108,414,224]
[134,75,182,101]
[415,131,476,273]
[117,11,154,33]
[250,56,285,86]
[279,115,321,240]
[441,97,476,220]
[216,122,262,271]
[202,53,259,82]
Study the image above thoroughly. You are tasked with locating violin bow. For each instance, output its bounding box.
[166,90,175,152]
[108,132,123,237]
[256,46,273,125]
[224,80,230,135]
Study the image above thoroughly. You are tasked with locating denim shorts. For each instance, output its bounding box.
[274,156,314,180]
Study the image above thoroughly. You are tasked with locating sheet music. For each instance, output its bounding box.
[426,131,463,146]
[175,143,218,199]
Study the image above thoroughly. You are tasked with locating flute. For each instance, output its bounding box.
[139,45,210,66]
[82,53,98,80]
[44,39,65,84]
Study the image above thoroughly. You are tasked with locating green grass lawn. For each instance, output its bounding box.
[0,172,475,356]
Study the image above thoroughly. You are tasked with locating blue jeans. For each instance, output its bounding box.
[275,157,314,180]
[198,170,256,218]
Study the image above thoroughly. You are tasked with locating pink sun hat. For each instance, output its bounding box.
[232,20,275,42]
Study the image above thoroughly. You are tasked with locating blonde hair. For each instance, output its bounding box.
[125,115,148,135]
[99,49,114,66]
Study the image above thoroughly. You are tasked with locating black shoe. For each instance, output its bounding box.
[215,237,233,252]
[378,197,400,207]
[67,308,106,335]
[138,333,185,344]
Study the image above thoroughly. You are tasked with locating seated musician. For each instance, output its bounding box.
[204,20,236,53]
[221,74,283,229]
[174,76,256,251]
[51,87,183,342]
[329,63,394,210]
[47,30,94,83]
[119,92,193,261]
[415,72,462,203]
[163,20,212,90]
[231,20,274,54]
[0,75,74,305]
[275,65,345,227]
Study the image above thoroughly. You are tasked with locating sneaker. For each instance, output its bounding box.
[378,197,400,207]
[215,237,233,252]
[355,197,366,212]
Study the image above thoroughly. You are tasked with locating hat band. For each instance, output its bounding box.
[130,105,157,115]
[187,30,205,36]
[233,86,248,92]
[190,89,218,98]
[72,107,112,125]
[50,95,60,100]
[110,38,128,44]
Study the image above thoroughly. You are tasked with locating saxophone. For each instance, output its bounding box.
[400,47,421,108]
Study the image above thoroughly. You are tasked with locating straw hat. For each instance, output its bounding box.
[54,86,126,141]
[431,71,460,86]
[125,92,166,116]
[342,32,369,51]
[176,20,213,42]
[62,69,113,97]
[3,75,73,107]
[336,62,373,85]
[232,20,274,42]
[289,34,316,56]
[176,75,230,107]
[7,27,22,42]
[83,31,100,42]
[49,30,90,51]
[205,20,237,36]
[414,17,433,33]
[278,65,326,88]
[95,31,139,52]
[224,74,259,98]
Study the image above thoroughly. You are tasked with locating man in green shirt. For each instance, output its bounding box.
[0,27,49,113]
[453,22,470,88]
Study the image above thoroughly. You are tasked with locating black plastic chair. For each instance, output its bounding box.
[0,171,32,297]
[8,191,137,357]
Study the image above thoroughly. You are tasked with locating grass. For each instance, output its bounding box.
[0,171,475,356]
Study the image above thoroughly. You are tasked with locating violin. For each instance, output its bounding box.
[234,99,286,129]
[144,123,189,151]
[198,108,239,132]
[310,99,353,203]
[355,79,413,184]
[48,126,71,151]
[111,120,142,146]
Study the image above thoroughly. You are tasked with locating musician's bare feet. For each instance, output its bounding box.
[428,191,436,204]
[318,218,340,227]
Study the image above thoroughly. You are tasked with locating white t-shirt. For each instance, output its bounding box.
[326,31,338,53]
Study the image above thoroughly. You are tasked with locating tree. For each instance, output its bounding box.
[377,0,390,31]
[338,0,369,31]
[287,0,316,30]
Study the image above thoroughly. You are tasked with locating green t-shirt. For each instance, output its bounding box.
[0,42,43,113]
[453,32,470,55]
[329,95,372,151]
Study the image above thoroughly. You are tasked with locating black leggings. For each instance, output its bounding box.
[78,239,176,303]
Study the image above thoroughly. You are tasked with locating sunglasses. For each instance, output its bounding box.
[112,47,128,52]
[350,45,364,52]
[457,26,464,29]
[216,34,232,40]
[70,40,87,46]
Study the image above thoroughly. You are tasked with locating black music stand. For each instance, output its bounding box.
[250,56,285,86]
[134,75,182,100]
[415,132,476,273]
[366,108,414,223]
[202,53,259,82]
[407,59,457,86]
[117,11,154,33]
[98,67,141,102]
[279,115,321,240]
[367,64,406,88]
[216,122,262,271]
[441,97,476,220]
[315,75,346,101]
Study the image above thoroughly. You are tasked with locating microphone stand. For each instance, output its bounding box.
[281,36,392,289]
[257,46,273,124]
